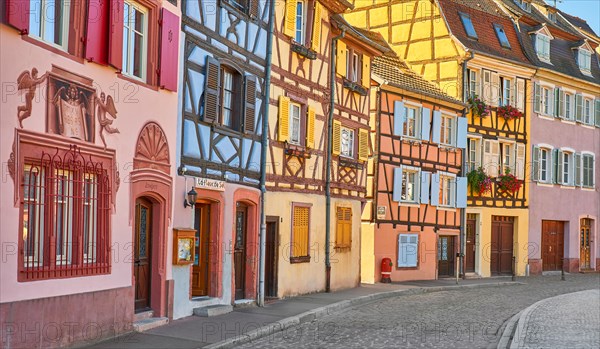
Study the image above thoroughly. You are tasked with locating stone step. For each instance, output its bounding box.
[233,299,256,308]
[133,317,169,332]
[193,304,233,317]
[134,310,154,322]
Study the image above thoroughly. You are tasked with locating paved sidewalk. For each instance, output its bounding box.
[78,277,514,349]
[509,289,600,349]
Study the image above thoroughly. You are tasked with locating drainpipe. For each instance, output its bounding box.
[326,29,345,293]
[460,51,474,280]
[257,0,276,307]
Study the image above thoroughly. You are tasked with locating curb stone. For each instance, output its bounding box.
[496,310,524,349]
[205,281,523,349]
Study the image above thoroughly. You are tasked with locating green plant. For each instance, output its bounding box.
[467,167,492,195]
[467,95,490,117]
[497,104,524,120]
[497,168,522,194]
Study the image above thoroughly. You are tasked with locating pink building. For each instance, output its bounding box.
[1,1,180,348]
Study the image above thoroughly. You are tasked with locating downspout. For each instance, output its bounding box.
[258,0,276,307]
[460,51,474,280]
[326,29,345,293]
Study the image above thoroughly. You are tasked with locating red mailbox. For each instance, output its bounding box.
[381,257,392,283]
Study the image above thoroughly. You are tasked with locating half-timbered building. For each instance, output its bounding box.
[264,0,388,297]
[174,0,268,316]
[1,1,180,347]
[361,56,467,283]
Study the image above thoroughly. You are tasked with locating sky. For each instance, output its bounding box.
[556,0,600,35]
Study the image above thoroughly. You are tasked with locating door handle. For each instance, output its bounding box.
[549,246,552,252]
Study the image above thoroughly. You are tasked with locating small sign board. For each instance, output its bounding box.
[195,177,226,191]
[377,206,386,219]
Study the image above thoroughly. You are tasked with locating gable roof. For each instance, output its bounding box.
[558,10,598,38]
[437,0,531,65]
[498,0,583,37]
[372,56,465,106]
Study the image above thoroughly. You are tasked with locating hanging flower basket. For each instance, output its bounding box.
[497,105,524,120]
[467,95,490,118]
[467,167,493,195]
[497,169,522,194]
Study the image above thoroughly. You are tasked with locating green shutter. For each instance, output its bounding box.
[574,153,582,187]
[532,145,540,182]
[534,83,541,113]
[595,99,600,128]
[575,94,583,122]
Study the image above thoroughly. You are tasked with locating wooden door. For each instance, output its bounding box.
[465,216,476,273]
[234,205,247,300]
[438,236,455,277]
[192,204,210,297]
[580,219,592,270]
[134,198,152,312]
[265,219,278,298]
[491,217,514,275]
[542,220,564,271]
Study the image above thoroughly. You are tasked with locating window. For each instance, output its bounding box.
[535,34,551,61]
[295,1,306,44]
[541,86,551,115]
[494,24,511,49]
[123,1,148,80]
[289,102,302,145]
[565,93,573,120]
[459,12,477,39]
[29,0,70,49]
[562,151,572,185]
[584,98,593,124]
[227,0,248,13]
[291,204,310,262]
[514,0,531,12]
[440,114,455,146]
[467,138,481,172]
[439,175,455,207]
[582,154,595,188]
[220,66,243,131]
[500,77,512,106]
[548,12,557,23]
[468,69,479,98]
[340,127,355,158]
[501,143,514,174]
[346,50,362,83]
[539,148,549,182]
[335,207,352,249]
[404,106,419,138]
[397,234,418,268]
[578,49,592,73]
[401,167,420,203]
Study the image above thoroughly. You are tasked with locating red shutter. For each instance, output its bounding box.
[159,8,180,91]
[108,0,124,70]
[5,0,30,34]
[85,0,110,64]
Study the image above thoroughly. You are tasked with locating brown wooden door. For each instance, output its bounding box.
[542,220,564,271]
[580,219,592,270]
[438,236,455,277]
[134,198,152,312]
[465,217,476,273]
[192,204,210,297]
[491,217,514,275]
[234,205,247,300]
[265,219,278,298]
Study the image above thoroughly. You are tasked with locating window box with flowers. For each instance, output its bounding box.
[467,167,493,195]
[497,169,522,194]
[497,105,524,120]
[467,95,490,117]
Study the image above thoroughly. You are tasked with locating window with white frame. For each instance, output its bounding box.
[468,69,478,98]
[467,138,480,172]
[582,154,595,188]
[289,102,302,145]
[514,0,531,12]
[440,114,455,146]
[346,51,361,83]
[404,105,419,138]
[584,98,593,124]
[29,0,71,49]
[539,148,550,182]
[578,49,592,74]
[541,86,551,115]
[501,143,514,174]
[535,34,551,62]
[500,77,512,106]
[340,127,355,158]
[401,167,420,203]
[123,1,148,80]
[564,92,573,120]
[295,1,306,44]
[439,174,455,207]
[548,12,557,23]
[562,151,573,185]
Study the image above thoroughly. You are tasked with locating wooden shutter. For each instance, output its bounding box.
[420,107,431,141]
[455,177,467,208]
[595,99,600,127]
[547,87,554,116]
[483,140,499,176]
[575,94,583,122]
[553,88,561,117]
[516,78,525,112]
[332,120,341,155]
[159,8,180,91]
[532,145,540,182]
[515,143,525,180]
[6,0,30,34]
[491,72,500,106]
[431,110,442,144]
[393,101,405,136]
[574,153,582,187]
[278,96,290,142]
[361,55,371,88]
[336,41,347,76]
[358,128,369,162]
[456,117,467,149]
[336,207,352,248]
[249,0,260,18]
[284,0,297,38]
[244,75,257,133]
[292,206,310,257]
[483,70,491,104]
[509,79,516,107]
[108,0,124,70]
[310,2,322,51]
[398,234,418,267]
[558,89,565,119]
[85,0,109,64]
[305,106,316,148]
[392,167,403,202]
[203,56,220,123]
[430,173,440,206]
[533,83,541,113]
[420,172,431,204]
[555,149,563,184]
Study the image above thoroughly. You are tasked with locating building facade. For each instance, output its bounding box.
[1,0,180,347]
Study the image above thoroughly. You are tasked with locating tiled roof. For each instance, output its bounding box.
[372,56,465,106]
[331,14,393,54]
[559,11,597,37]
[497,0,582,37]
[438,0,531,65]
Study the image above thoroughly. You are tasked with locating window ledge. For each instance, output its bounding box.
[559,119,576,125]
[213,124,243,138]
[334,246,351,252]
[560,185,576,189]
[537,114,555,121]
[401,137,421,144]
[437,206,457,212]
[290,42,317,60]
[581,187,596,191]
[117,73,158,92]
[22,35,85,64]
[396,266,419,270]
[536,182,554,187]
[285,143,311,158]
[580,124,595,130]
[290,256,311,264]
[342,79,368,96]
[439,145,459,152]
[338,157,362,168]
[399,202,421,208]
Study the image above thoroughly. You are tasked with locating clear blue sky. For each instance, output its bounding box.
[556,0,600,35]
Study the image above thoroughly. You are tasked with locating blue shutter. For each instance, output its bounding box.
[393,101,405,136]
[456,117,467,149]
[397,234,419,267]
[392,167,403,202]
[420,107,431,141]
[430,173,440,206]
[431,110,442,144]
[455,176,467,208]
[420,171,430,204]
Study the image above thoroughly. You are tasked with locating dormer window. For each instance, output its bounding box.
[459,12,478,39]
[578,49,592,74]
[494,24,511,49]
[535,34,551,62]
[514,0,531,12]
[548,12,557,23]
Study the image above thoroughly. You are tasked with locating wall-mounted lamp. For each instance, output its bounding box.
[184,187,198,208]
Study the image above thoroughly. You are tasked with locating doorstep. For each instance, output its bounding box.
[132,317,169,332]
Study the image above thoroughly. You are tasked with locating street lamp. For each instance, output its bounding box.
[184,187,198,208]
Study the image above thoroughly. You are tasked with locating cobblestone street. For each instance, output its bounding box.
[239,275,600,349]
